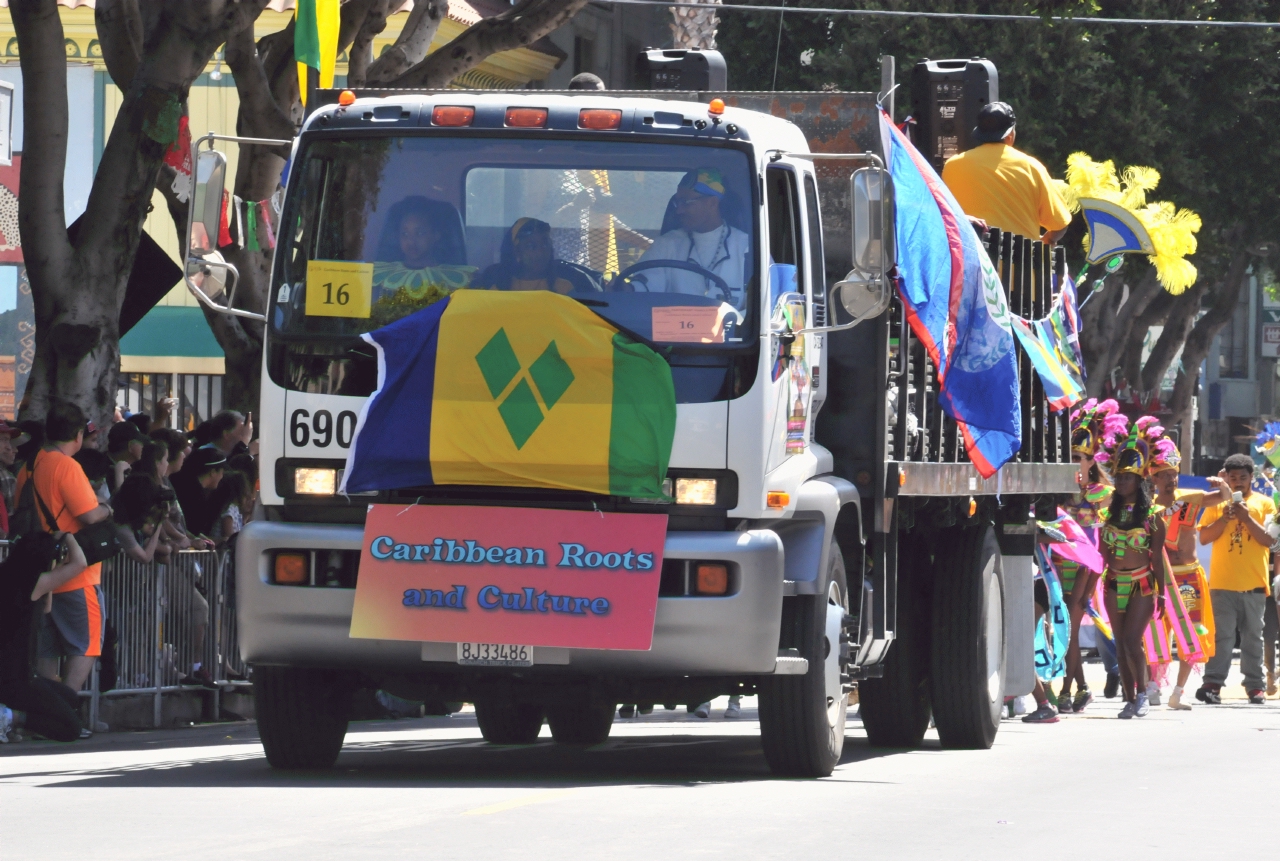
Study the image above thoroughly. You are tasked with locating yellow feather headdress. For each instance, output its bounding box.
[1054,153,1201,295]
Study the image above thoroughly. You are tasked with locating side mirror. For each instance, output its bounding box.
[188,149,226,257]
[832,272,891,324]
[851,166,895,275]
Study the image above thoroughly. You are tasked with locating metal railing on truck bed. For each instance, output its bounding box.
[889,233,1071,467]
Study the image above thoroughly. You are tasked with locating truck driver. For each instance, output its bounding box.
[634,168,750,303]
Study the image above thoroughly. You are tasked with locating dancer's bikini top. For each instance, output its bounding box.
[1100,504,1158,559]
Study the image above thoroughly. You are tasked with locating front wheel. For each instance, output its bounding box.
[254,666,351,769]
[929,522,1005,750]
[759,540,849,777]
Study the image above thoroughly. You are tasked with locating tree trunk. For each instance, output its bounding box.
[670,0,722,50]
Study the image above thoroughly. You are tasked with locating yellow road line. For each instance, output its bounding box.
[461,788,578,817]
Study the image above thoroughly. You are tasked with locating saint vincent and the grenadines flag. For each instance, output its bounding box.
[295,0,340,106]
[341,290,677,499]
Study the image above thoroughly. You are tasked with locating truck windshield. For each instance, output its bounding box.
[272,136,757,347]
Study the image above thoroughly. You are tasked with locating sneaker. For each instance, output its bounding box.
[692,702,710,719]
[0,705,12,743]
[1022,703,1060,723]
[1195,686,1222,705]
[637,705,654,716]
[79,727,92,739]
[1118,701,1136,719]
[1056,691,1074,714]
[1146,683,1162,707]
[724,698,741,719]
[618,705,636,718]
[1104,673,1121,699]
[1168,689,1191,711]
[180,668,218,690]
[1134,694,1150,717]
[1249,689,1266,705]
[1072,690,1094,713]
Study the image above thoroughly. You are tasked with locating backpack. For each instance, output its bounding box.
[8,452,45,541]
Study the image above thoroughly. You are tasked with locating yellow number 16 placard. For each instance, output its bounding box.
[305,260,374,319]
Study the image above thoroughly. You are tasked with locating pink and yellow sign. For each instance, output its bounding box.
[349,504,667,650]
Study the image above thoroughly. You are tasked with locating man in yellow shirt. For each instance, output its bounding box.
[1198,453,1278,704]
[941,102,1072,243]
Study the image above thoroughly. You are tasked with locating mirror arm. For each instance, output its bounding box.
[792,275,893,336]
[767,150,885,169]
[183,257,266,322]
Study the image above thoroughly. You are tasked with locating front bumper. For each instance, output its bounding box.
[236,521,786,676]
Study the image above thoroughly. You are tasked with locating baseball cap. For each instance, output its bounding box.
[678,168,726,198]
[188,446,228,475]
[0,421,29,444]
[973,102,1016,144]
[108,420,148,450]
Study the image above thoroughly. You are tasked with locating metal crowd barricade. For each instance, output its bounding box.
[70,547,246,729]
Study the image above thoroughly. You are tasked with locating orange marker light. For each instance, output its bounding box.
[708,98,726,116]
[432,105,475,127]
[337,90,356,107]
[968,498,978,517]
[274,553,308,585]
[766,491,790,509]
[695,563,729,595]
[505,107,548,128]
[579,109,623,130]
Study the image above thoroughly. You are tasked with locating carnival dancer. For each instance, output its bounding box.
[1099,422,1168,718]
[1146,421,1226,709]
[1056,399,1127,713]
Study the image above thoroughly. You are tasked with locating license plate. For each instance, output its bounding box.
[456,643,534,667]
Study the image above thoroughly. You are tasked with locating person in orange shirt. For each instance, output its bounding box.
[17,400,113,694]
[941,102,1072,244]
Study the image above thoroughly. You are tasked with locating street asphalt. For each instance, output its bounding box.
[2,663,1277,859]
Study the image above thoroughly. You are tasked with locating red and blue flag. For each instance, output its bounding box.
[880,112,1021,477]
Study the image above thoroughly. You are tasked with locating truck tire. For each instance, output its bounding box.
[858,533,933,748]
[545,695,616,745]
[255,666,351,769]
[759,540,849,777]
[929,522,1005,750]
[474,698,545,745]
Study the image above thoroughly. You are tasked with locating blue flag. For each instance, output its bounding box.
[880,112,1021,477]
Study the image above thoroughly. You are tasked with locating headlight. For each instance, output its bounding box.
[294,467,337,495]
[675,478,717,506]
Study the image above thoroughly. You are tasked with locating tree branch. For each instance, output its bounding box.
[365,0,445,85]
[343,0,392,88]
[95,0,144,90]
[388,0,589,89]
[1119,289,1173,385]
[225,20,295,144]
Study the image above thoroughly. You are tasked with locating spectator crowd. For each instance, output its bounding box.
[0,398,257,743]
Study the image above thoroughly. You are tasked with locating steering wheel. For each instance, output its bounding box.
[558,260,605,292]
[610,259,732,299]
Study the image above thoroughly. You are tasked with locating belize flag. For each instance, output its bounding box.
[881,111,1021,477]
[341,290,676,498]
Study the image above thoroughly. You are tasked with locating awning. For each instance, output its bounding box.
[119,306,225,375]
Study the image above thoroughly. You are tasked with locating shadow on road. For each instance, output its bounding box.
[1,712,928,790]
